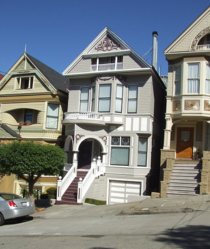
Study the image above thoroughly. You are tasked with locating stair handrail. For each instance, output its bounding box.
[57,162,77,201]
[77,158,98,203]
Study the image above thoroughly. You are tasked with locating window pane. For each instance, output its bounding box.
[207,65,210,79]
[111,147,129,166]
[188,79,199,93]
[98,99,110,112]
[121,137,130,145]
[24,109,33,122]
[111,137,120,145]
[175,80,181,95]
[175,66,181,80]
[128,99,137,113]
[138,137,147,152]
[128,86,137,98]
[116,85,123,98]
[138,152,147,166]
[47,104,59,117]
[46,117,58,129]
[115,99,122,113]
[99,84,111,98]
[80,101,88,112]
[81,88,89,100]
[206,80,210,94]
[188,63,199,78]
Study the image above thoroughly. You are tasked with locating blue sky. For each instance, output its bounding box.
[1,0,210,76]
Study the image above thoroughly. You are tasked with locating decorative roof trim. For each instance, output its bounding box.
[190,26,210,51]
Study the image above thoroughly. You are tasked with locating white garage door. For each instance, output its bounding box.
[109,180,141,204]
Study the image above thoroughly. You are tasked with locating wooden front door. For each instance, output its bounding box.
[176,127,194,159]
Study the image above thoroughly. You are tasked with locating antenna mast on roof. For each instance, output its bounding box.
[25,44,27,53]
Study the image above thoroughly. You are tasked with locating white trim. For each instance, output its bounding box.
[82,49,131,58]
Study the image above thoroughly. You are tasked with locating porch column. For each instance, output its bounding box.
[73,151,79,162]
[163,116,173,150]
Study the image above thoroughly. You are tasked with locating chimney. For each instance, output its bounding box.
[152,31,158,71]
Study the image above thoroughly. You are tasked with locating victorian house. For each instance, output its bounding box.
[0,53,68,195]
[161,6,210,197]
[57,27,166,205]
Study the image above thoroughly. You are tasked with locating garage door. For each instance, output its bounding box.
[109,180,141,204]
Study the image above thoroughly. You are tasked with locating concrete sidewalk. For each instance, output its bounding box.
[32,195,210,219]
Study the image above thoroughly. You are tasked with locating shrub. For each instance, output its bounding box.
[85,198,106,205]
[46,187,57,196]
[48,194,56,199]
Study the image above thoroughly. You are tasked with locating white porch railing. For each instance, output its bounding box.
[64,112,103,121]
[91,62,123,71]
[56,162,77,201]
[196,44,210,51]
[77,157,104,203]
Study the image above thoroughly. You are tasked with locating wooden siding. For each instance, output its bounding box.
[15,59,34,70]
[83,175,107,201]
[123,55,141,69]
[69,59,90,74]
[68,86,81,112]
[0,76,49,95]
[169,11,210,53]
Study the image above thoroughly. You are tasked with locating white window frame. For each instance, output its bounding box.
[15,76,34,90]
[174,65,181,95]
[127,85,138,113]
[187,63,200,94]
[115,84,123,113]
[79,87,89,112]
[98,84,111,113]
[137,137,148,167]
[45,103,59,129]
[91,86,95,112]
[110,136,130,166]
[206,63,210,94]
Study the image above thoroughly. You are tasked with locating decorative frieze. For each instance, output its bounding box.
[184,100,200,110]
[91,75,126,83]
[204,100,210,111]
[173,101,181,111]
[99,136,107,145]
[76,134,84,143]
[191,26,210,51]
[95,36,120,52]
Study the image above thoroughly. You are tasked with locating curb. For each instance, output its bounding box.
[120,208,194,215]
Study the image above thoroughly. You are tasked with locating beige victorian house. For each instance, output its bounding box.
[0,53,68,195]
[161,6,210,197]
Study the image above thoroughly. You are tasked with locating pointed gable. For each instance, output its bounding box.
[63,27,150,75]
[165,6,210,54]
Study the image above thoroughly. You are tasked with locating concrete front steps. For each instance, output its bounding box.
[56,171,88,205]
[167,161,201,197]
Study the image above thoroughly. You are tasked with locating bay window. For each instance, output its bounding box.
[80,87,89,112]
[115,84,123,113]
[128,85,138,113]
[111,136,130,166]
[188,63,200,93]
[46,104,59,129]
[206,64,210,94]
[175,66,181,95]
[98,84,111,112]
[138,137,148,167]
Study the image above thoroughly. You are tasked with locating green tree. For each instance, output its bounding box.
[0,141,65,202]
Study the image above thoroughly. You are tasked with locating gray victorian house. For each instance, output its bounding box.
[56,27,166,205]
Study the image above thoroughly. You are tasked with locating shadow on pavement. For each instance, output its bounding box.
[155,225,210,249]
[5,216,34,226]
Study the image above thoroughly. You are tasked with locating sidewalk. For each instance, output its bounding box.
[32,195,210,219]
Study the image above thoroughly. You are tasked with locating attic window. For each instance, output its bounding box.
[91,56,123,71]
[16,77,34,90]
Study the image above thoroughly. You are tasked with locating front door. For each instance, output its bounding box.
[176,127,194,159]
[78,141,92,169]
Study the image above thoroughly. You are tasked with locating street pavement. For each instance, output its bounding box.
[0,195,210,248]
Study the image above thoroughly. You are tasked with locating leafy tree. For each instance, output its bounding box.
[0,141,65,202]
